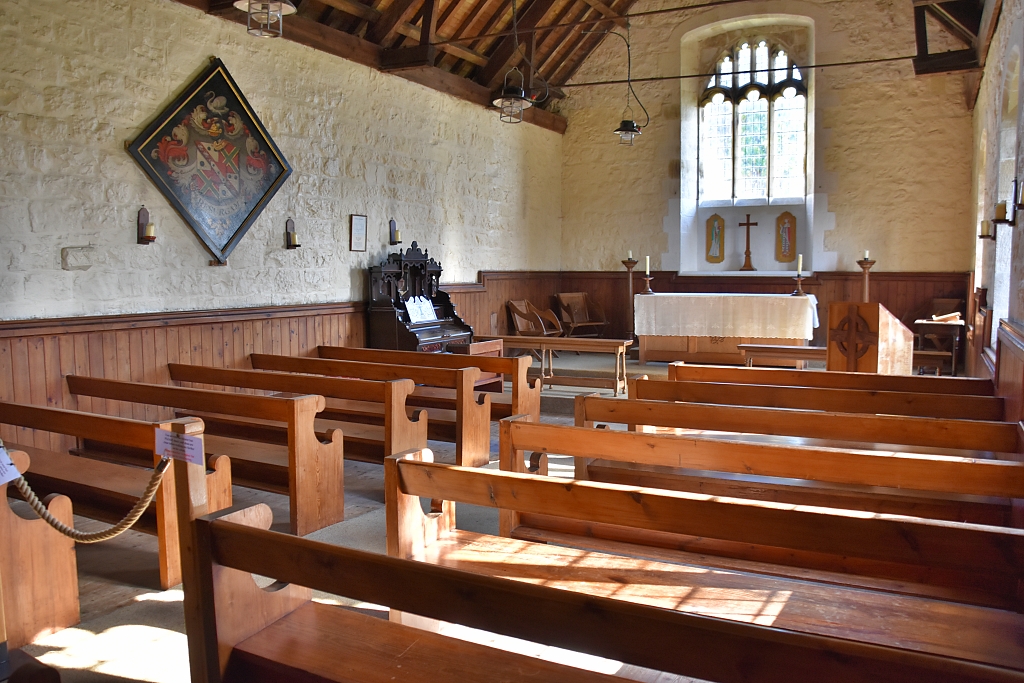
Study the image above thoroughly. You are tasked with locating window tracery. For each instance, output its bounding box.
[699,40,807,204]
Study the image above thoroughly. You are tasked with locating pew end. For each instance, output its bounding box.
[201,504,311,679]
[0,450,80,650]
[385,449,455,564]
[456,368,491,468]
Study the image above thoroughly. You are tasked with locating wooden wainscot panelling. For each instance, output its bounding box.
[996,319,1024,424]
[450,270,970,345]
[0,302,365,452]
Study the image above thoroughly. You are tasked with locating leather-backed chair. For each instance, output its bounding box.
[556,292,609,338]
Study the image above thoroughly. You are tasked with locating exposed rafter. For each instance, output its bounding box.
[911,0,984,75]
[476,0,561,88]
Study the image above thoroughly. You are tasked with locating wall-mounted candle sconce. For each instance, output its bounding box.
[389,218,402,246]
[284,217,300,249]
[979,219,996,241]
[137,206,156,244]
[994,178,1018,227]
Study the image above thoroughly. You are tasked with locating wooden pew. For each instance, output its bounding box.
[1,404,230,589]
[316,344,541,422]
[386,449,1024,681]
[175,502,1022,683]
[65,375,343,536]
[567,394,1022,523]
[167,364,427,465]
[249,353,490,467]
[668,361,996,395]
[0,448,78,650]
[596,389,1019,455]
[629,376,1004,421]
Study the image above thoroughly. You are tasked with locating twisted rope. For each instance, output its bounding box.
[2,437,171,543]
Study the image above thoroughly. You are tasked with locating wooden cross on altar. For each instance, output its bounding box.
[739,214,758,271]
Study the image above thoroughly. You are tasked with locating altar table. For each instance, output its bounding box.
[634,293,819,365]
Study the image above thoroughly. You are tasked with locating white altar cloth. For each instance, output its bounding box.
[634,293,819,340]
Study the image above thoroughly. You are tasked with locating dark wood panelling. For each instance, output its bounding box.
[447,270,971,345]
[996,320,1024,424]
[0,302,366,452]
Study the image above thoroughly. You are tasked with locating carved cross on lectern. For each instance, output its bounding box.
[829,304,879,372]
[739,214,758,271]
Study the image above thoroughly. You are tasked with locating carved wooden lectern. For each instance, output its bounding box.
[826,302,913,374]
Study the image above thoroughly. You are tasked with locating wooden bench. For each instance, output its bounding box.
[568,394,1022,524]
[173,496,1019,683]
[630,376,1005,421]
[475,335,632,396]
[737,343,826,368]
[668,362,996,395]
[249,353,490,467]
[607,387,1021,455]
[1,403,231,589]
[167,364,427,465]
[315,344,541,422]
[1,447,78,651]
[65,375,343,536]
[386,448,1024,681]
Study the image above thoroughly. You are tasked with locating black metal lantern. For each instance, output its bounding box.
[613,116,642,145]
[492,69,533,124]
[232,0,296,38]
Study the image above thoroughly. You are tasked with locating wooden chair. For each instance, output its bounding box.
[508,300,562,337]
[555,292,608,339]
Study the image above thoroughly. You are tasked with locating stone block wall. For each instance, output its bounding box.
[0,0,563,320]
[555,0,976,273]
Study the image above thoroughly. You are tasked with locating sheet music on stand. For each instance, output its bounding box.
[406,296,438,324]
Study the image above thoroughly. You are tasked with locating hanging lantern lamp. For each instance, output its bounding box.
[492,68,533,124]
[493,0,548,123]
[232,0,297,38]
[591,24,649,145]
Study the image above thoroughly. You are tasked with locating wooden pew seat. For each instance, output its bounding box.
[387,454,1024,676]
[410,528,1024,665]
[224,600,620,683]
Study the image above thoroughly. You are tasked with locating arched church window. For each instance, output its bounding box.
[699,41,807,204]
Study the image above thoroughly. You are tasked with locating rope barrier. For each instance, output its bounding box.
[1,437,171,543]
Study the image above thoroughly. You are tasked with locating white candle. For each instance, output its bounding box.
[796,254,802,274]
[645,256,650,275]
[996,202,1007,220]
[628,250,632,259]
[864,250,869,260]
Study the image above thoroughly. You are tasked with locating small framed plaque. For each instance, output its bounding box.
[350,214,367,252]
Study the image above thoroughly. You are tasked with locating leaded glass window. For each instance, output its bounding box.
[699,41,808,203]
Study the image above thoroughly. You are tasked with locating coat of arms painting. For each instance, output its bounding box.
[128,58,292,263]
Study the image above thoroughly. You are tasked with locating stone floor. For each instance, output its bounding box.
[18,354,700,682]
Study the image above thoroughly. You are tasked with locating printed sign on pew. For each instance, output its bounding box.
[0,444,20,486]
[155,428,204,466]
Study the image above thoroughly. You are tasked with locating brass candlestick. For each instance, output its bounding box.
[622,257,638,338]
[792,274,807,296]
[639,276,654,294]
[856,258,875,303]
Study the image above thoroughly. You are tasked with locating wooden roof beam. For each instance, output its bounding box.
[319,0,380,20]
[476,0,560,88]
[367,0,423,43]
[578,0,626,27]
[924,4,977,47]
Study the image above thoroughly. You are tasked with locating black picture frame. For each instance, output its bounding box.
[127,57,292,263]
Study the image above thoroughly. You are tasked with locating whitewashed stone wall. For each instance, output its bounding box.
[0,0,563,320]
[972,0,1023,328]
[555,0,976,273]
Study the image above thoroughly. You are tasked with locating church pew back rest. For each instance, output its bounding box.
[560,400,1024,499]
[186,500,1017,683]
[65,375,343,536]
[249,354,490,467]
[315,344,541,422]
[668,362,995,395]
[631,377,1004,421]
[167,364,427,458]
[622,380,1017,452]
